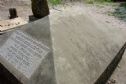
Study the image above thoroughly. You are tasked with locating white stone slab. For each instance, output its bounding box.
[0,30,50,79]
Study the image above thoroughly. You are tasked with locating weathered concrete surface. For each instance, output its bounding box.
[0,17,56,84]
[0,4,126,84]
[50,5,126,84]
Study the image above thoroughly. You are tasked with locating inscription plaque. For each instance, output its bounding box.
[0,30,50,78]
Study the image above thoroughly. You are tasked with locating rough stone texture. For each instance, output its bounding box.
[0,4,126,84]
[31,0,49,18]
[49,5,126,84]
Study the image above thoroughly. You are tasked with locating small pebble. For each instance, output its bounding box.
[107,79,116,84]
[17,22,20,24]
[117,64,121,68]
[106,21,110,23]
[8,24,10,26]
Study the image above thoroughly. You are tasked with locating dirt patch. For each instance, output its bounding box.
[0,0,31,21]
[85,3,126,30]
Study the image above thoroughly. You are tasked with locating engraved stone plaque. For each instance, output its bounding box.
[0,30,50,79]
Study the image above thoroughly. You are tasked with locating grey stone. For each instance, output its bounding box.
[0,16,56,84]
[49,7,126,84]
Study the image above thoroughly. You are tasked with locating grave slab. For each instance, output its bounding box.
[0,16,56,84]
[49,5,126,84]
[0,5,126,84]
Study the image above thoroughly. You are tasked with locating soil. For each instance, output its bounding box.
[0,0,32,21]
[85,3,126,30]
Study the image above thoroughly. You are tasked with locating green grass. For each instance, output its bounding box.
[48,0,114,5]
[49,0,62,5]
[112,3,126,21]
[85,0,113,4]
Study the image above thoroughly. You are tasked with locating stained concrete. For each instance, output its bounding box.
[0,4,126,84]
[50,5,126,84]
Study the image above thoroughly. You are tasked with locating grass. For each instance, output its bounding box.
[112,2,126,21]
[85,0,113,4]
[48,0,114,5]
[49,0,62,5]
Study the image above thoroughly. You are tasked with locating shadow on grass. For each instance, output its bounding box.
[112,2,126,22]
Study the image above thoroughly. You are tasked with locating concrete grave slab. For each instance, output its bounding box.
[0,30,50,79]
[0,4,126,84]
[49,5,126,84]
[0,16,56,84]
